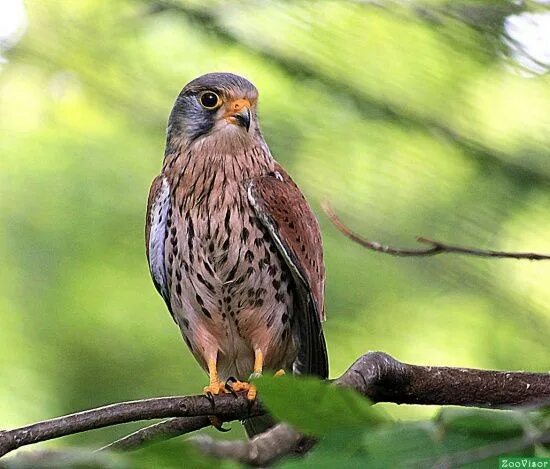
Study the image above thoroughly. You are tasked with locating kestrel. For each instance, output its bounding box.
[145,73,328,435]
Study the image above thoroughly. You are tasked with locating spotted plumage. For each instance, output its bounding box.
[145,72,328,435]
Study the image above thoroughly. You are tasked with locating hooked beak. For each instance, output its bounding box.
[224,98,251,132]
[234,108,251,132]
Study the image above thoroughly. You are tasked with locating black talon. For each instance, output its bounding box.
[216,424,231,433]
[209,415,231,433]
[225,382,238,398]
[205,391,215,407]
[224,377,239,397]
[246,396,254,413]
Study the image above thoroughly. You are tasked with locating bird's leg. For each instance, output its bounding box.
[251,349,264,379]
[203,355,227,396]
[203,354,231,432]
[225,348,263,400]
[251,351,285,379]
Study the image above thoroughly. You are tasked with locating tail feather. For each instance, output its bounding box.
[243,414,278,438]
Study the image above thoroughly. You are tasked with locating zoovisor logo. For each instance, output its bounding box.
[499,458,550,468]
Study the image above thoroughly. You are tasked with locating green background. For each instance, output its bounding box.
[0,0,548,463]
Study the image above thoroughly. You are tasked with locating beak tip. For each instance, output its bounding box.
[235,108,251,132]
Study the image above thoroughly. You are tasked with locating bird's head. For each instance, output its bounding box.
[167,72,260,150]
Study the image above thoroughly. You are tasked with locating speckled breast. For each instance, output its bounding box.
[167,178,297,380]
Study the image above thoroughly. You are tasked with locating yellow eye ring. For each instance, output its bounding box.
[199,91,222,109]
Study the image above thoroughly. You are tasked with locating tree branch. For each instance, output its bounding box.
[193,352,550,466]
[323,202,550,260]
[1,352,548,461]
[337,352,550,408]
[0,395,261,458]
[97,416,211,452]
[192,423,310,467]
[194,421,550,468]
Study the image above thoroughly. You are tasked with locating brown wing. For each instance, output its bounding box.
[247,164,328,379]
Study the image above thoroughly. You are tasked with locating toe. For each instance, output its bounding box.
[204,380,227,396]
[249,372,262,380]
[229,380,251,392]
[246,384,257,401]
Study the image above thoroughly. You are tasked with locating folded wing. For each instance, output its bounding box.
[246,165,328,379]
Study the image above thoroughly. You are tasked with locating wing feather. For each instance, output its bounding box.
[247,165,328,379]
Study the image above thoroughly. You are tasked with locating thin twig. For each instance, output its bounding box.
[97,416,211,452]
[322,202,550,260]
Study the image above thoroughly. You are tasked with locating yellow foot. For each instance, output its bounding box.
[224,370,284,400]
[226,379,257,400]
[203,380,228,396]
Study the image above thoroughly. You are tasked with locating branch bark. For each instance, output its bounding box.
[323,203,550,260]
[336,352,550,408]
[97,416,211,452]
[193,423,308,467]
[1,352,548,461]
[0,395,261,458]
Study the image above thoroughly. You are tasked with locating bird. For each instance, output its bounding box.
[145,72,328,436]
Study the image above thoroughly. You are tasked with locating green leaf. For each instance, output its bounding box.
[255,375,387,436]
[279,408,540,468]
[437,407,526,437]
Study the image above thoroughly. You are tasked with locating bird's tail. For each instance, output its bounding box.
[243,414,277,438]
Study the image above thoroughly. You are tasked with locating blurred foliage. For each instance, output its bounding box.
[256,374,387,436]
[0,0,549,466]
[259,376,549,468]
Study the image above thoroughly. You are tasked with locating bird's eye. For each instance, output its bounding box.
[199,91,221,109]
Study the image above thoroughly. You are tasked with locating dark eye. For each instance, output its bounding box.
[199,91,221,109]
